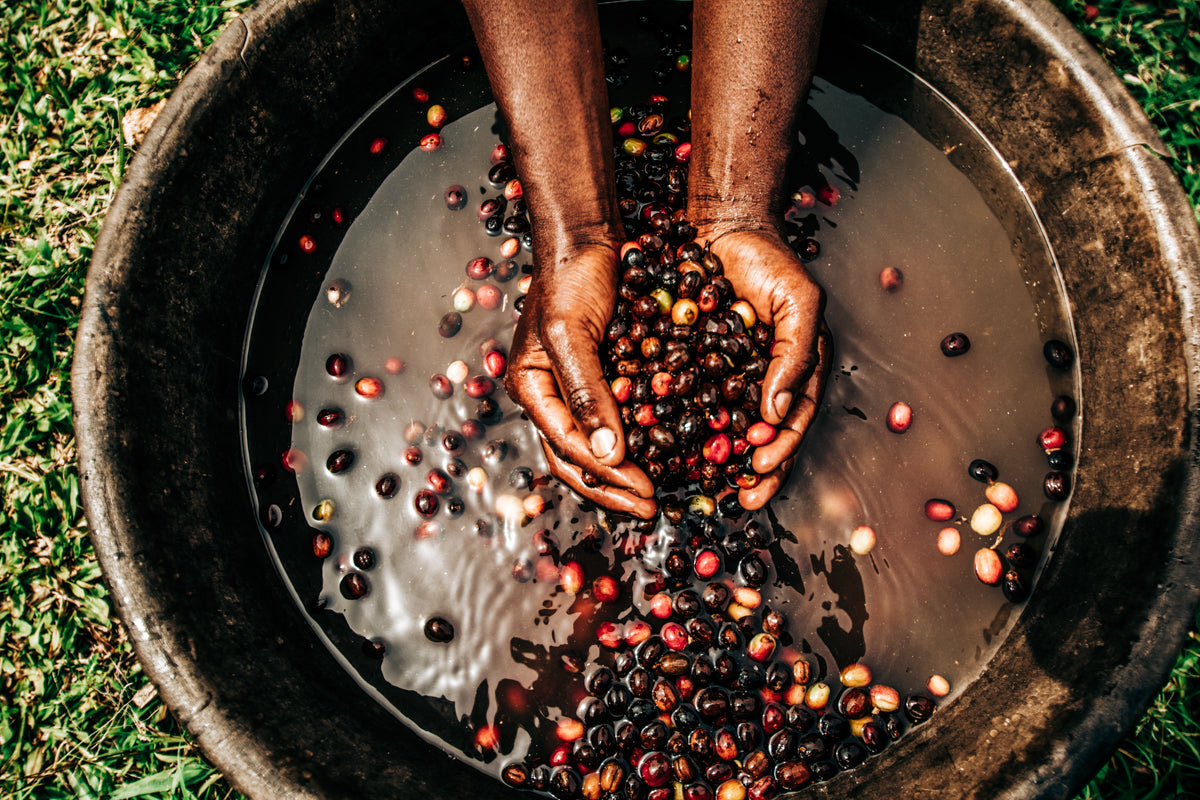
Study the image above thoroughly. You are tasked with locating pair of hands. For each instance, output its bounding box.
[506,228,829,519]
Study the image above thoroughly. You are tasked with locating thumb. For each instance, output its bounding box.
[543,320,626,467]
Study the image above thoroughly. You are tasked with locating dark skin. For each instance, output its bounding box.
[462,0,830,519]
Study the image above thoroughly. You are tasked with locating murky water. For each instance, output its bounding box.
[241,18,1077,785]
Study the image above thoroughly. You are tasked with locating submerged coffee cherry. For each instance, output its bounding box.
[924,498,956,521]
[445,184,467,210]
[317,408,344,428]
[325,352,351,378]
[1051,394,1077,422]
[940,332,971,357]
[424,617,454,643]
[1015,514,1044,536]
[430,374,453,400]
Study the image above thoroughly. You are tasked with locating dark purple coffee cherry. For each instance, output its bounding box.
[424,616,454,643]
[439,312,463,338]
[1044,471,1071,500]
[904,694,936,724]
[1015,514,1044,536]
[339,572,369,600]
[1043,339,1074,370]
[1002,569,1030,602]
[940,332,971,357]
[968,458,998,483]
[1051,394,1077,421]
[326,449,355,474]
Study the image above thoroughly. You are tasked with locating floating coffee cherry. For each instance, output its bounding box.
[326,449,354,474]
[795,237,820,262]
[940,332,971,357]
[419,133,442,151]
[1044,471,1070,500]
[317,408,344,428]
[311,531,332,558]
[339,572,369,600]
[903,694,936,724]
[1015,514,1044,536]
[502,763,529,788]
[280,448,307,474]
[1043,339,1074,369]
[924,498,956,521]
[967,458,998,483]
[424,616,454,643]
[974,548,1003,584]
[985,481,1019,512]
[355,377,383,399]
[375,473,399,498]
[325,352,351,379]
[1002,570,1029,602]
[284,400,305,423]
[325,278,350,308]
[885,402,912,433]
[414,489,439,518]
[1048,450,1074,470]
[969,503,1002,536]
[438,312,462,338]
[311,499,334,521]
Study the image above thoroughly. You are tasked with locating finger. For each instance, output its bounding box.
[542,441,659,519]
[759,288,823,426]
[514,365,654,498]
[738,458,796,510]
[753,326,831,473]
[543,318,627,467]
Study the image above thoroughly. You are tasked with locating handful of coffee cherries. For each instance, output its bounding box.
[601,238,778,497]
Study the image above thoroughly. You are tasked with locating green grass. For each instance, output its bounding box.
[0,0,1196,798]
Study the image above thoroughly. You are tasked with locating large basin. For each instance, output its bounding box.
[73,0,1200,797]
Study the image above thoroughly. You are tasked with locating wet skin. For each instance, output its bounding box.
[462,0,829,517]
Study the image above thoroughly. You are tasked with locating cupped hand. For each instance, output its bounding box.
[505,242,659,519]
[705,229,831,509]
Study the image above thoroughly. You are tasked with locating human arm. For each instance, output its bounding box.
[461,0,658,518]
[688,0,830,509]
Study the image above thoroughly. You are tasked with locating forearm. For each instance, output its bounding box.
[688,0,827,236]
[462,0,622,255]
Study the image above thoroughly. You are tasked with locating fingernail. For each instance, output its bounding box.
[773,391,793,421]
[590,427,617,459]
